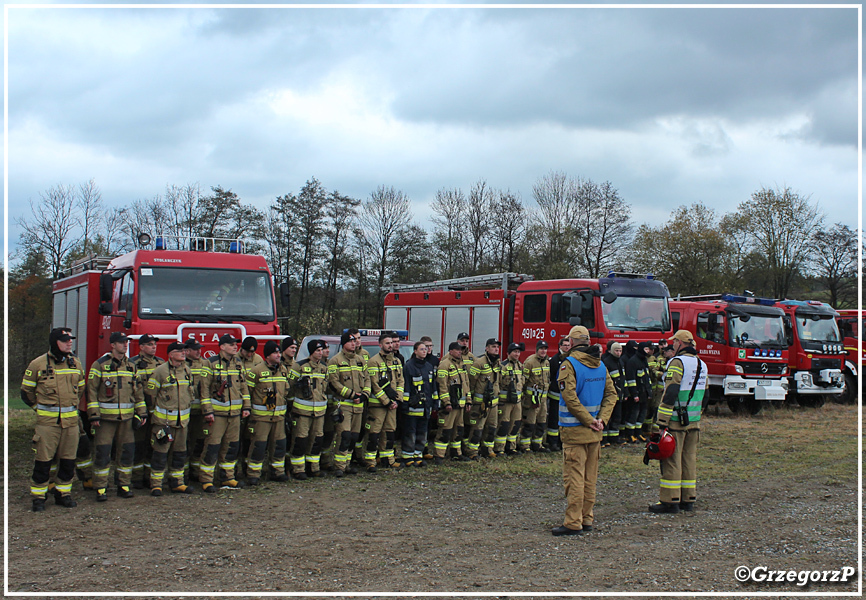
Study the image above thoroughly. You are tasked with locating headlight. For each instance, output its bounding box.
[734,365,743,374]
[781,366,787,375]
[729,382,747,389]
[800,372,812,384]
[822,344,828,353]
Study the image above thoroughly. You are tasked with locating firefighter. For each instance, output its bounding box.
[129,333,164,488]
[199,334,250,492]
[520,340,551,453]
[623,340,651,443]
[319,343,339,471]
[246,340,290,485]
[362,332,404,472]
[146,342,195,495]
[347,329,369,464]
[552,326,617,536]
[496,343,525,455]
[183,339,209,483]
[466,338,502,459]
[327,331,371,476]
[287,339,329,479]
[281,335,299,372]
[420,336,440,368]
[21,328,86,511]
[457,332,475,370]
[86,332,148,501]
[650,330,707,514]
[433,341,470,464]
[403,341,438,466]
[601,341,627,446]
[546,337,571,451]
[239,336,265,371]
[644,342,665,435]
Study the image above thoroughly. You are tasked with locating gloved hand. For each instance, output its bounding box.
[384,386,399,402]
[132,415,146,430]
[204,413,215,424]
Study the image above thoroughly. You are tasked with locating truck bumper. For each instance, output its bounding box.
[721,376,787,400]
[792,369,845,395]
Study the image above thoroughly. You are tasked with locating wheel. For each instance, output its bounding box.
[746,398,766,416]
[796,394,825,408]
[727,397,748,415]
[837,373,857,404]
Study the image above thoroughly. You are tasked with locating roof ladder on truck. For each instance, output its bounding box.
[389,272,534,293]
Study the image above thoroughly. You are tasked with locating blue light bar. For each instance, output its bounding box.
[721,293,775,306]
[346,328,410,339]
[155,236,165,250]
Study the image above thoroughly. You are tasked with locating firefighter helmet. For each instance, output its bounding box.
[643,429,676,464]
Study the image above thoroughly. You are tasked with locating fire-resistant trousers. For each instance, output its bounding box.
[659,428,699,504]
[562,440,600,531]
[199,415,241,484]
[289,414,324,475]
[433,406,464,458]
[30,423,78,499]
[93,419,135,491]
[333,409,364,471]
[150,425,188,490]
[494,402,521,452]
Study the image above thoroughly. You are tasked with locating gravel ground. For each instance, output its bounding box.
[4,406,861,596]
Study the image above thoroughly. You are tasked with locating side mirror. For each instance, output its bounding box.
[279,282,290,309]
[568,316,582,326]
[602,291,617,304]
[99,273,114,303]
[739,315,751,323]
[98,301,113,316]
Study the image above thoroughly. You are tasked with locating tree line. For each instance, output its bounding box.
[9,173,858,380]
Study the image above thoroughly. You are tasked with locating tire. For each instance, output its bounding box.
[747,398,766,416]
[796,394,825,409]
[727,397,748,415]
[837,373,857,405]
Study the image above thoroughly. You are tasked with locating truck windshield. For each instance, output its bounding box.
[138,267,275,321]
[796,316,841,342]
[729,315,786,347]
[601,296,670,331]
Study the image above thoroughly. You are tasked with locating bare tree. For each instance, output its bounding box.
[574,180,633,278]
[489,189,526,272]
[465,180,494,274]
[810,223,858,308]
[321,191,361,320]
[430,187,467,278]
[76,178,103,256]
[291,178,327,318]
[530,171,580,279]
[735,186,824,299]
[360,185,412,302]
[17,184,80,278]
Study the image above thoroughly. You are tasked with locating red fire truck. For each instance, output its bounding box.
[776,300,846,407]
[669,294,788,415]
[835,308,863,404]
[52,235,287,369]
[383,272,672,360]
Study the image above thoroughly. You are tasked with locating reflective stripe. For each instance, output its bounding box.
[98,402,134,409]
[36,404,76,413]
[292,398,328,409]
[660,479,681,488]
[154,407,191,418]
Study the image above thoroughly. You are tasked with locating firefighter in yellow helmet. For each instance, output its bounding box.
[20,328,87,511]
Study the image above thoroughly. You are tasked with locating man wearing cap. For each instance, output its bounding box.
[466,338,502,459]
[520,340,551,453]
[145,342,196,495]
[184,339,209,482]
[280,335,299,372]
[287,339,329,479]
[21,328,86,511]
[239,337,265,372]
[457,332,475,371]
[129,334,165,488]
[245,340,291,485]
[546,337,571,451]
[86,332,148,502]
[552,325,617,536]
[363,332,405,472]
[433,341,470,464]
[601,341,627,446]
[650,330,707,514]
[496,342,525,455]
[327,331,371,476]
[200,334,250,491]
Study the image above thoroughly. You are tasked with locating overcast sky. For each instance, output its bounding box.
[5,3,861,260]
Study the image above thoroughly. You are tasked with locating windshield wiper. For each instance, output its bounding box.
[176,314,219,323]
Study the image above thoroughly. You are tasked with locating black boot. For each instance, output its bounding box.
[32,498,46,512]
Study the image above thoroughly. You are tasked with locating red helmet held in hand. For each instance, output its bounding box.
[644,429,676,464]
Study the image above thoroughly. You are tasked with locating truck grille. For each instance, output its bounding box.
[737,361,786,375]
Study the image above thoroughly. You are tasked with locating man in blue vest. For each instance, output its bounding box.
[650,329,707,514]
[552,325,617,536]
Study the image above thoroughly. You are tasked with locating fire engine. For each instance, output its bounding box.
[669,294,788,416]
[383,272,672,360]
[835,308,863,404]
[52,235,288,370]
[776,300,846,407]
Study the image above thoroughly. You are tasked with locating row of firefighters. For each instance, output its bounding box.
[20,326,671,509]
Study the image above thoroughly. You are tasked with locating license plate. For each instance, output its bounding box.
[757,380,771,386]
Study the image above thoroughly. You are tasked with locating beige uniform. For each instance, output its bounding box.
[199,352,250,486]
[129,353,165,485]
[466,354,501,457]
[287,357,329,474]
[327,349,371,471]
[496,358,524,452]
[434,354,469,459]
[363,351,405,467]
[185,355,210,480]
[21,352,86,499]
[146,361,194,491]
[245,360,290,480]
[86,353,147,492]
[520,353,550,450]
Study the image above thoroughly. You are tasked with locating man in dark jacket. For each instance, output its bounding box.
[402,341,438,467]
[545,337,571,451]
[623,341,652,443]
[601,341,626,447]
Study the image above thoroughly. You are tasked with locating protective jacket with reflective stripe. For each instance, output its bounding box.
[21,352,85,428]
[87,353,146,421]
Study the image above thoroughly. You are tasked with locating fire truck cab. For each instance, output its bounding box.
[383,271,671,361]
[52,235,285,370]
[776,300,845,408]
[835,308,862,404]
[669,294,788,415]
